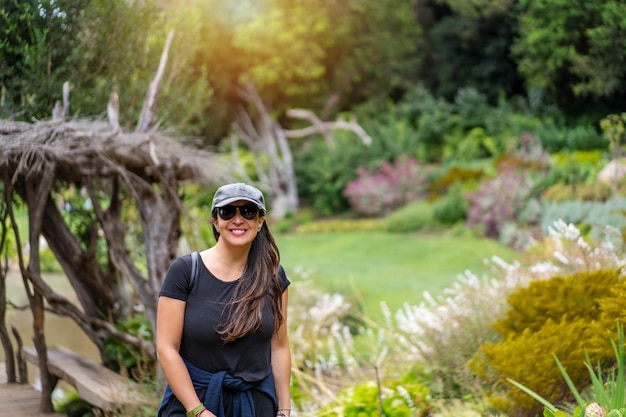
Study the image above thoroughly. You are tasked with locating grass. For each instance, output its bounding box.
[275,229,520,320]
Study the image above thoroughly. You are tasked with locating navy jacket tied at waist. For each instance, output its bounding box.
[157,358,277,417]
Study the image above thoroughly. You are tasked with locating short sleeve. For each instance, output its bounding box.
[278,264,290,292]
[159,255,193,301]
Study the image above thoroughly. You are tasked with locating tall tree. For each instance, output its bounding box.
[174,0,423,142]
[512,0,626,108]
[1,0,212,136]
[0,0,90,119]
[416,0,524,102]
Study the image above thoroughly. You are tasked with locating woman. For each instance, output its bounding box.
[156,183,291,417]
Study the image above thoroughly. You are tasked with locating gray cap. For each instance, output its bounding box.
[211,183,266,212]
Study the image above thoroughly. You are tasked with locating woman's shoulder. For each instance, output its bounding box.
[277,264,290,290]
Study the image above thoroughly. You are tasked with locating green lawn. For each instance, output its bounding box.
[275,230,520,319]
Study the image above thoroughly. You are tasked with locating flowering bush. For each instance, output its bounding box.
[465,133,550,240]
[465,167,536,239]
[343,156,433,216]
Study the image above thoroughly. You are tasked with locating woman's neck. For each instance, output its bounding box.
[207,243,249,271]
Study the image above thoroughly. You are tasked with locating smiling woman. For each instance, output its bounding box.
[156,183,292,417]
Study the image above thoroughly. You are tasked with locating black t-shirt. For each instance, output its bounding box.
[159,254,290,383]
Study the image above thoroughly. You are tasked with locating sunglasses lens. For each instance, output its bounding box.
[239,204,258,220]
[218,206,236,220]
[217,204,259,220]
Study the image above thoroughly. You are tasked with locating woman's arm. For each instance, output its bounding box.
[271,289,292,416]
[156,296,215,417]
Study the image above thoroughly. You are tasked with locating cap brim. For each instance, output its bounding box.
[214,197,265,210]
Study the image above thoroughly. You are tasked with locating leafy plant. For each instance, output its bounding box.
[432,183,468,226]
[102,313,155,381]
[322,375,432,417]
[385,200,443,233]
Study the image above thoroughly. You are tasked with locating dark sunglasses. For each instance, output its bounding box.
[217,204,261,220]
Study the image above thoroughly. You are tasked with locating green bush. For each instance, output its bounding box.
[471,269,625,417]
[102,313,155,382]
[542,181,613,202]
[432,184,468,225]
[294,133,369,216]
[322,375,432,417]
[385,200,443,233]
[53,389,94,417]
[40,246,63,273]
[427,165,486,197]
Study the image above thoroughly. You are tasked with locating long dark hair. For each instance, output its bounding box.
[211,212,284,343]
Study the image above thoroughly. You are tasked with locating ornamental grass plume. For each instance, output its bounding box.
[287,268,374,413]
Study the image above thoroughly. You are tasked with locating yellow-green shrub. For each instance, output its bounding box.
[493,269,620,337]
[295,218,385,233]
[470,269,624,417]
[427,166,486,196]
[542,181,613,202]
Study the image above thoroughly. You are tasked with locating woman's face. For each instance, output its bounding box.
[212,200,265,247]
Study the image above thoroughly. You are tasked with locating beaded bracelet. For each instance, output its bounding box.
[186,403,206,417]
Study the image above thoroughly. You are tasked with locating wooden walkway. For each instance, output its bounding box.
[0,363,63,417]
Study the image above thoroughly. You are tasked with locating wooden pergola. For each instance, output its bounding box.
[0,113,231,411]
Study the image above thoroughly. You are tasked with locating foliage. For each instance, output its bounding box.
[39,246,63,273]
[465,166,535,239]
[538,149,610,202]
[465,133,550,239]
[179,183,219,250]
[287,272,374,413]
[472,269,624,416]
[427,165,486,197]
[542,181,613,203]
[540,196,626,241]
[321,375,432,417]
[418,1,522,103]
[493,269,621,337]
[102,313,155,382]
[294,100,429,217]
[234,0,421,113]
[508,323,626,417]
[385,200,444,233]
[0,0,90,119]
[441,88,519,162]
[294,131,372,216]
[354,100,426,162]
[432,183,468,226]
[343,157,434,217]
[600,113,626,160]
[512,0,626,104]
[379,220,624,410]
[430,398,506,417]
[53,389,94,417]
